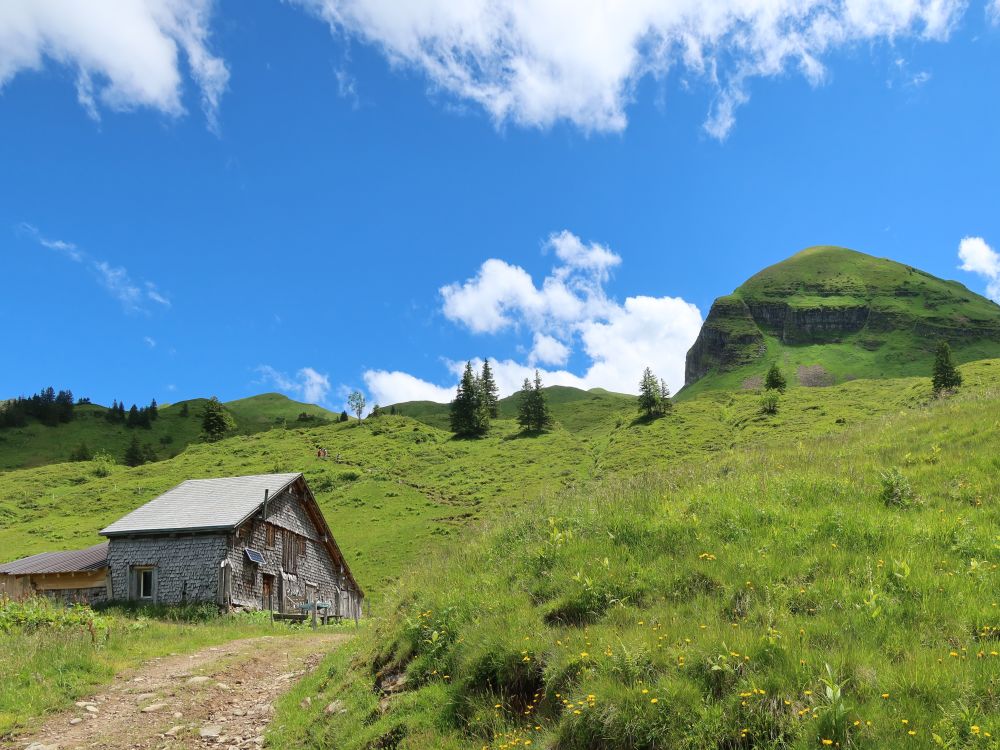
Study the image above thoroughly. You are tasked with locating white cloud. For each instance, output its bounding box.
[295,0,963,138]
[958,236,1000,302]
[0,0,228,129]
[440,232,617,335]
[363,369,456,406]
[530,332,570,366]
[144,336,157,348]
[256,365,332,405]
[18,223,170,312]
[363,231,704,406]
[990,0,1000,25]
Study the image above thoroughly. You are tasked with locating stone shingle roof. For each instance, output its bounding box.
[100,473,301,536]
[0,542,108,575]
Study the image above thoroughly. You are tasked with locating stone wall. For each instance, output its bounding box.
[226,487,363,618]
[106,534,228,604]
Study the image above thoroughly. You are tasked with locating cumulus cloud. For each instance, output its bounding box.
[363,369,456,406]
[0,0,228,129]
[365,230,704,406]
[530,332,571,366]
[958,236,1000,302]
[17,223,170,312]
[295,0,962,138]
[256,365,332,405]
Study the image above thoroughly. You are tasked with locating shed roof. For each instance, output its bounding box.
[0,542,108,575]
[100,473,301,536]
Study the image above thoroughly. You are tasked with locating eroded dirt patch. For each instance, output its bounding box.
[3,632,347,750]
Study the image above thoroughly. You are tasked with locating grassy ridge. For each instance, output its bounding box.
[0,393,336,472]
[269,361,1000,750]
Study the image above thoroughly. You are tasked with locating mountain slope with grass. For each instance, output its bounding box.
[0,393,336,472]
[683,246,1000,397]
[392,386,635,434]
[268,359,1000,750]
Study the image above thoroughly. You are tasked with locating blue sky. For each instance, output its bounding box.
[3,0,1000,411]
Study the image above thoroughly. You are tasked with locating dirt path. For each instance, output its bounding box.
[4,632,348,750]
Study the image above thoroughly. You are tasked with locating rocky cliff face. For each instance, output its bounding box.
[684,296,765,384]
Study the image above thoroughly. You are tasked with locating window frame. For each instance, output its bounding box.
[136,567,155,600]
[265,523,275,548]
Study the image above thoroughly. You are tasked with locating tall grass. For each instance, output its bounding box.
[270,377,1000,749]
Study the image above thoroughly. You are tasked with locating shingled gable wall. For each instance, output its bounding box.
[226,483,362,619]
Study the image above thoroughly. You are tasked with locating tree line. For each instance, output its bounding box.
[104,399,160,428]
[0,387,77,428]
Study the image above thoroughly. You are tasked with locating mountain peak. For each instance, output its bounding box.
[684,247,1000,392]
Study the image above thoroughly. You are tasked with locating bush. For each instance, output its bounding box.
[760,393,780,415]
[91,450,116,477]
[879,468,914,507]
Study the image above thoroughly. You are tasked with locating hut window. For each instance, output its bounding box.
[297,537,306,558]
[283,530,298,574]
[137,568,154,600]
[265,523,275,548]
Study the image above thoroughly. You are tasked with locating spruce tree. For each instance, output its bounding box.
[480,359,500,418]
[450,361,489,437]
[179,402,190,418]
[201,396,235,441]
[339,410,349,423]
[764,363,787,393]
[127,404,140,428]
[516,377,534,430]
[638,367,661,418]
[517,370,552,432]
[123,435,146,467]
[532,370,552,430]
[149,399,159,420]
[659,379,673,414]
[932,340,962,394]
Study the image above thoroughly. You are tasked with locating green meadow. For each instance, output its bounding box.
[268,361,1000,750]
[2,354,999,747]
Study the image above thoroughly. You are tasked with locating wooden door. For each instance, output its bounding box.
[262,575,274,611]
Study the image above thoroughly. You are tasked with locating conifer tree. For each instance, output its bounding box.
[339,410,349,423]
[123,435,146,467]
[517,370,552,432]
[516,377,534,430]
[659,379,673,413]
[932,340,962,394]
[201,396,235,441]
[764,363,787,393]
[149,399,159,420]
[480,359,500,418]
[127,404,140,428]
[450,361,489,437]
[638,367,661,418]
[531,370,553,431]
[179,402,190,418]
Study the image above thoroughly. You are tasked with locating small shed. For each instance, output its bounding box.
[0,542,110,605]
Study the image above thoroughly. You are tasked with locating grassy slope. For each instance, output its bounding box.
[270,360,1000,750]
[393,386,635,433]
[4,365,996,595]
[683,247,1000,397]
[0,393,336,471]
